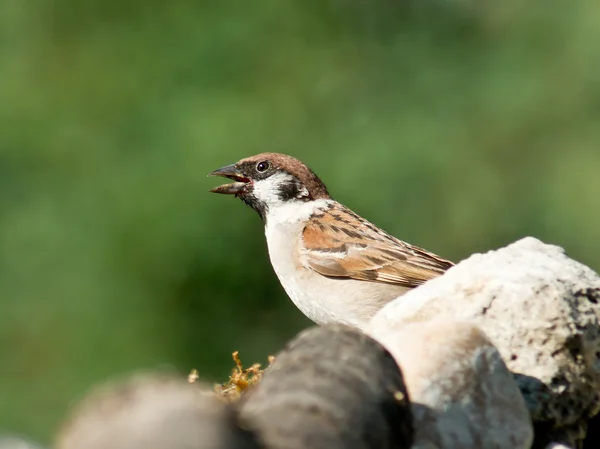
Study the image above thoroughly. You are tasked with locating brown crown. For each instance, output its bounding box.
[239,153,331,200]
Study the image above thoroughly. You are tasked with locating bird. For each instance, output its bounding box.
[209,153,454,330]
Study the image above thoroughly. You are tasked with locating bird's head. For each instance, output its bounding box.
[209,153,330,220]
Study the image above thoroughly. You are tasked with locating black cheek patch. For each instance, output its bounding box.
[276,179,309,202]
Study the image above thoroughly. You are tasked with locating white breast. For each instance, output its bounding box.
[264,200,407,330]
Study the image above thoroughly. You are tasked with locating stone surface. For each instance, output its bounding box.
[55,372,259,449]
[239,324,413,449]
[370,319,533,449]
[367,237,600,448]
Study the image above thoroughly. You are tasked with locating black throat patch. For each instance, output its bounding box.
[237,192,268,222]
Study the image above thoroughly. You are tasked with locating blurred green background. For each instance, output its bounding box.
[1,0,599,443]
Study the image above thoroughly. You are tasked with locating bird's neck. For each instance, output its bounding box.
[264,199,333,229]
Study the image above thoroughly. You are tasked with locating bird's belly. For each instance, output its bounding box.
[282,272,407,330]
[266,223,407,329]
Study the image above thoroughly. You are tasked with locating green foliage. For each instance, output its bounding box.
[1,0,599,442]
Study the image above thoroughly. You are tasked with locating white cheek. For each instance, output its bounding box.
[252,171,310,208]
[252,176,288,209]
[252,172,329,224]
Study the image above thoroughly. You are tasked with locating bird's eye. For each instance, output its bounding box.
[256,161,270,173]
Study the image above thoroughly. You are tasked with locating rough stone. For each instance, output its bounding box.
[367,237,600,448]
[369,319,533,449]
[239,324,413,449]
[55,372,259,449]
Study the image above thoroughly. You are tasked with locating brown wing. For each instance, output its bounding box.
[301,205,454,288]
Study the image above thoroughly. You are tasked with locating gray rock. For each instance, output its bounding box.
[369,319,533,449]
[367,237,600,448]
[239,324,413,449]
[55,372,259,449]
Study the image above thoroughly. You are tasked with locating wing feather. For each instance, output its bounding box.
[301,205,453,288]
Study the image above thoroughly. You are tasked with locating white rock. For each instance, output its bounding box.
[367,237,600,447]
[370,319,533,449]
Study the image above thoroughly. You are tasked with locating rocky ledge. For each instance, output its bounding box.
[49,237,600,449]
[368,237,600,449]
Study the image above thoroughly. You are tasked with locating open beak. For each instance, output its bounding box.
[208,164,251,195]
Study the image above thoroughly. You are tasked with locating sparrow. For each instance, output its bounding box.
[209,153,454,330]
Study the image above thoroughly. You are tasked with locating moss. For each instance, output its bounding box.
[188,351,274,401]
